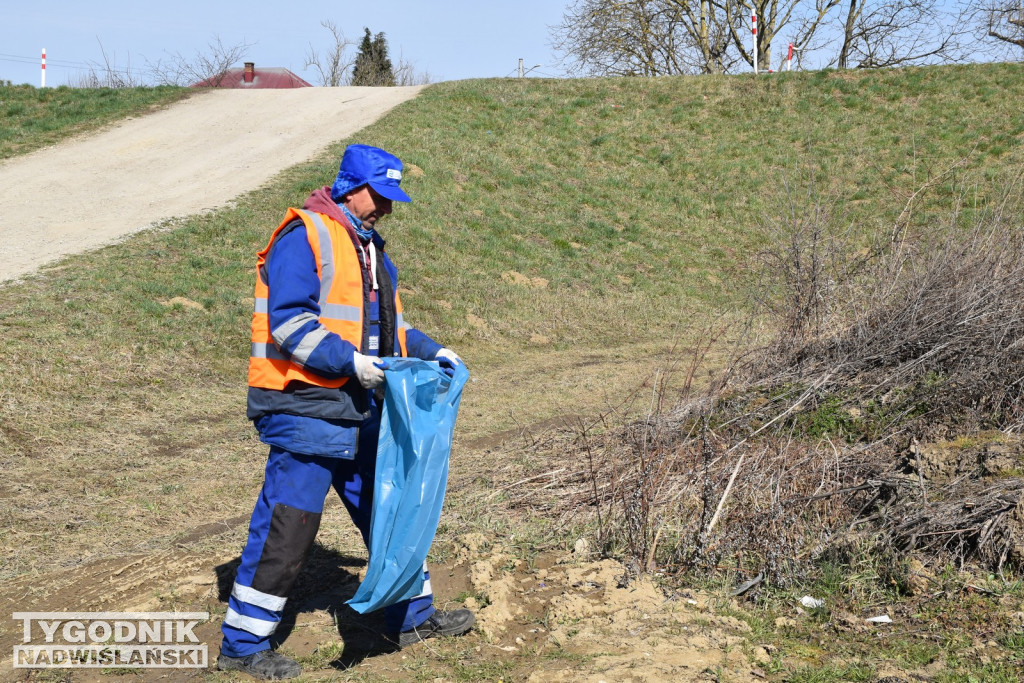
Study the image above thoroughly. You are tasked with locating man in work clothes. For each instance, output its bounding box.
[218,144,474,680]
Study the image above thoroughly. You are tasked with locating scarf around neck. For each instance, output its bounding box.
[339,203,375,243]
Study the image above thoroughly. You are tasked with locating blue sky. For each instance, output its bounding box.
[1,1,986,87]
[1,1,570,86]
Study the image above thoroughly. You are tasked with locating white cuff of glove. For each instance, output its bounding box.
[353,352,385,389]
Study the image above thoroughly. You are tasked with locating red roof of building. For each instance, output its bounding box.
[191,63,312,89]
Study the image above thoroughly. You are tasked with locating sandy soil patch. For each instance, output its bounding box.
[0,518,766,682]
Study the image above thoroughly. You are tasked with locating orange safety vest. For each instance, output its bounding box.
[248,208,408,390]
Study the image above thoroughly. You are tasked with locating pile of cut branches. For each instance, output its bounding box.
[518,172,1024,583]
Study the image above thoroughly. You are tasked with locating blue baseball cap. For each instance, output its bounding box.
[330,144,411,203]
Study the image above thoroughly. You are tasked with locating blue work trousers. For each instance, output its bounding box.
[220,444,435,657]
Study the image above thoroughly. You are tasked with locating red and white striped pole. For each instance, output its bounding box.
[751,13,758,75]
[41,48,46,87]
[786,42,794,71]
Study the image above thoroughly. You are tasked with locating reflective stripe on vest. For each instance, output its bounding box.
[248,208,408,391]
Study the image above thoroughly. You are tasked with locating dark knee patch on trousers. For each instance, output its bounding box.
[250,503,322,597]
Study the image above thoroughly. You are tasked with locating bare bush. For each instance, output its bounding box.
[393,54,432,86]
[515,167,1024,585]
[753,172,1024,439]
[148,36,253,87]
[70,40,145,88]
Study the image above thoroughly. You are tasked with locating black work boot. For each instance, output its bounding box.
[216,649,301,680]
[397,609,475,648]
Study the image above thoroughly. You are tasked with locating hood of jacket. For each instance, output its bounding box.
[304,186,355,233]
[304,186,388,251]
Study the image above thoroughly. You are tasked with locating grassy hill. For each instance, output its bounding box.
[361,63,1024,352]
[1,64,1023,680]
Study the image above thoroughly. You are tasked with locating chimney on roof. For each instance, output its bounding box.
[243,62,255,83]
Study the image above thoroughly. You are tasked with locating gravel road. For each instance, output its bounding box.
[0,86,423,283]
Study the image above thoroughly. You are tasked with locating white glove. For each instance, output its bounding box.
[435,348,462,364]
[353,352,385,389]
[435,348,463,376]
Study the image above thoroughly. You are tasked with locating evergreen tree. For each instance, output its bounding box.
[351,28,395,86]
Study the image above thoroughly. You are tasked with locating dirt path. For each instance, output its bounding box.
[0,86,422,283]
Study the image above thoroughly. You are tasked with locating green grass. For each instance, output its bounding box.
[0,84,192,159]
[786,663,876,682]
[1,62,1024,680]
[714,559,1024,682]
[355,64,1024,352]
[3,63,1024,574]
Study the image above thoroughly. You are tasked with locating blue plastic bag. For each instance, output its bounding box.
[347,358,470,614]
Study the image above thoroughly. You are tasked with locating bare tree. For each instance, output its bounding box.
[837,0,860,67]
[552,0,972,76]
[305,20,355,86]
[148,36,253,87]
[552,0,704,76]
[979,1,1024,54]
[552,0,755,75]
[719,0,842,72]
[834,0,971,69]
[552,0,848,75]
[665,0,737,73]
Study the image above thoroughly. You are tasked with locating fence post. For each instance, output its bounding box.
[752,13,758,75]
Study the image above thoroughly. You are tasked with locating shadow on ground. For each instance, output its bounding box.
[215,543,399,669]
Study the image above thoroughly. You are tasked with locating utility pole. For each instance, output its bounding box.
[41,48,46,87]
[516,59,541,78]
